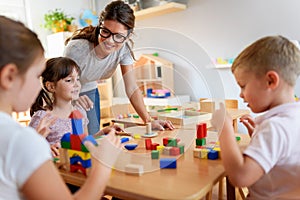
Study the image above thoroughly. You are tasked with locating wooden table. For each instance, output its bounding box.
[58,109,250,200]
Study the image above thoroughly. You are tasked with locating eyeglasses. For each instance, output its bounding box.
[99,27,128,43]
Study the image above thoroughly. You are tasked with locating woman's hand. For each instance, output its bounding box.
[95,124,125,137]
[35,113,57,138]
[73,95,94,111]
[240,114,255,137]
[151,119,175,131]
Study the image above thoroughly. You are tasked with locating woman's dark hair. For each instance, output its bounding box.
[65,0,135,58]
[0,16,44,74]
[30,57,81,116]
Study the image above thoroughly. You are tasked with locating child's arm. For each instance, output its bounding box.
[21,130,121,200]
[211,103,264,187]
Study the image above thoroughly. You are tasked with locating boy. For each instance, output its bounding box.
[211,35,300,199]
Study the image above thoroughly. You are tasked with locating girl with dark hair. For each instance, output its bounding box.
[29,57,122,157]
[65,0,174,135]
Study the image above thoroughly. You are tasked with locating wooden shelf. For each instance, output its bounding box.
[135,2,187,21]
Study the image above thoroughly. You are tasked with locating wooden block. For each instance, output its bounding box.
[160,158,177,169]
[125,164,144,176]
[151,150,160,159]
[193,148,201,158]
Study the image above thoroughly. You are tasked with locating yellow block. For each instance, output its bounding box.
[156,145,165,153]
[133,134,141,139]
[67,149,91,160]
[200,149,209,159]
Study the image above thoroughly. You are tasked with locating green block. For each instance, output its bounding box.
[133,114,140,118]
[178,145,185,154]
[168,138,177,147]
[196,138,206,146]
[61,141,70,149]
[81,144,89,152]
[151,150,159,159]
[236,136,241,141]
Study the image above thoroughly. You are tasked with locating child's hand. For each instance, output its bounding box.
[74,95,94,111]
[240,114,255,137]
[36,113,57,138]
[211,103,232,132]
[151,120,174,131]
[84,130,122,168]
[50,143,60,157]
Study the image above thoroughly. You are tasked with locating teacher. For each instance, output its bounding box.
[64,0,174,135]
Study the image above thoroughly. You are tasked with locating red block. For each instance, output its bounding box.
[196,123,207,138]
[145,138,152,150]
[70,164,87,176]
[69,110,83,119]
[170,147,180,156]
[163,137,170,146]
[151,143,159,150]
[70,134,85,151]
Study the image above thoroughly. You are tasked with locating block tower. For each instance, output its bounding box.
[59,110,97,176]
[193,123,219,160]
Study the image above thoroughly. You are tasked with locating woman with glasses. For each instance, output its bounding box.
[64,0,174,135]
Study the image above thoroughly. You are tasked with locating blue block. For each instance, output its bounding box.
[160,158,177,169]
[71,118,83,135]
[61,132,71,142]
[70,156,92,168]
[120,137,129,143]
[208,150,219,160]
[82,135,98,146]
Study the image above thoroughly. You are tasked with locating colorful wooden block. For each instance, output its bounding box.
[178,145,185,154]
[163,146,172,155]
[151,150,160,159]
[193,148,201,158]
[167,138,177,147]
[61,132,71,142]
[71,118,84,135]
[121,137,130,143]
[196,123,207,138]
[208,150,219,160]
[163,137,170,146]
[151,143,159,150]
[156,145,165,153]
[125,164,144,176]
[170,147,180,156]
[160,158,177,169]
[145,138,152,150]
[200,149,209,159]
[196,138,206,146]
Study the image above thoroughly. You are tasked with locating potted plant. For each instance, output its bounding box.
[43,9,75,33]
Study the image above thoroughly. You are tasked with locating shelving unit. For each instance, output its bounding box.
[97,78,113,127]
[133,54,174,96]
[135,2,187,21]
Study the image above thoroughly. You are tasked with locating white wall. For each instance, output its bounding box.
[133,0,300,101]
[4,0,300,101]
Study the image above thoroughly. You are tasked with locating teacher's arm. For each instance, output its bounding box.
[121,64,152,123]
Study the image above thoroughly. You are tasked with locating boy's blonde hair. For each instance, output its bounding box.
[232,35,300,86]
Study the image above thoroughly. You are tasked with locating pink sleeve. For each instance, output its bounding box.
[28,110,46,129]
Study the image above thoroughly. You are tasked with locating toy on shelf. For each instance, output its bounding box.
[133,54,174,96]
[59,110,97,176]
[146,88,171,98]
